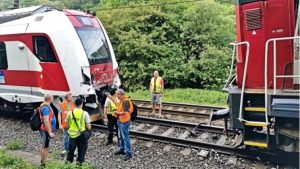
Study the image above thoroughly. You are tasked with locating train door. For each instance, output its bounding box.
[26,34,69,95]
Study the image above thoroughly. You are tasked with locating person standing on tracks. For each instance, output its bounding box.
[150,70,164,117]
[103,88,119,146]
[58,93,75,155]
[39,94,56,166]
[113,89,134,161]
[66,98,91,164]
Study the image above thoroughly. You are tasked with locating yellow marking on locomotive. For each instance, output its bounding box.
[244,141,268,148]
[245,121,268,127]
[244,107,266,112]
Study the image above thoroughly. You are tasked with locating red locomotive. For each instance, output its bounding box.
[226,0,299,154]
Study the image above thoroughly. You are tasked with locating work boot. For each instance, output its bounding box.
[123,155,132,161]
[114,150,126,155]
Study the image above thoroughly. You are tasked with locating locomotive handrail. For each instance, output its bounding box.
[229,41,250,122]
[264,36,300,125]
[222,42,237,91]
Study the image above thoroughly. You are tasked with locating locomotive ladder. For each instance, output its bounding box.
[232,41,270,148]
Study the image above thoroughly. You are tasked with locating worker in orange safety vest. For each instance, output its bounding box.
[58,93,75,154]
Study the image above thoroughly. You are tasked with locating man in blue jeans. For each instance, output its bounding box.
[112,89,133,161]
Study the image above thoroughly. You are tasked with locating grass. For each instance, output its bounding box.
[6,139,26,150]
[0,149,95,169]
[128,88,228,106]
[0,149,33,169]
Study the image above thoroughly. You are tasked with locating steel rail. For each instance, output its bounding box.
[132,99,226,109]
[135,116,233,134]
[133,99,226,117]
[92,123,299,167]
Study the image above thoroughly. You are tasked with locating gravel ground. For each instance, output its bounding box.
[0,116,276,169]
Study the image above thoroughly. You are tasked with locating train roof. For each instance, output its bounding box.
[0,5,56,24]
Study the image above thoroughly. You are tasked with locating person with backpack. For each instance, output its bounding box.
[39,94,56,166]
[113,89,134,161]
[66,98,91,164]
[103,88,119,146]
[58,93,75,155]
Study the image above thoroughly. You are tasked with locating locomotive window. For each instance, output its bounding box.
[0,42,8,69]
[33,36,57,62]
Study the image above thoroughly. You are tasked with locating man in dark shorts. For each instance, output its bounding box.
[39,94,56,166]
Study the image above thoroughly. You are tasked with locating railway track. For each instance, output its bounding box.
[132,99,226,118]
[92,116,299,167]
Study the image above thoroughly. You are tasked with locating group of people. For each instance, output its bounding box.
[37,70,164,166]
[38,94,91,166]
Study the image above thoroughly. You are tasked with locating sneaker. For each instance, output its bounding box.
[114,150,126,155]
[123,155,132,161]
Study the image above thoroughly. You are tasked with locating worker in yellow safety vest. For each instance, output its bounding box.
[103,88,119,146]
[66,98,91,164]
[150,70,164,117]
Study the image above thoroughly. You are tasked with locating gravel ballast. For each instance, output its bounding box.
[0,117,275,169]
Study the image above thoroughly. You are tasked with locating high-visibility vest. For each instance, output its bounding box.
[39,102,55,131]
[150,76,163,93]
[107,98,118,115]
[60,101,75,129]
[67,108,86,138]
[116,97,133,123]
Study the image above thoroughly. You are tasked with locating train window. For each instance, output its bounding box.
[33,36,57,62]
[0,42,8,69]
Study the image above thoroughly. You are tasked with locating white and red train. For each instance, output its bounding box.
[0,6,120,116]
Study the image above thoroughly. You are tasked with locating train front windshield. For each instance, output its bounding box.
[76,28,111,65]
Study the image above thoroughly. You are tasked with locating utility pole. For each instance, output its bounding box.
[13,0,19,9]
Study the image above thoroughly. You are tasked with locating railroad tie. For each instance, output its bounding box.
[161,128,175,137]
[199,132,209,140]
[134,123,145,131]
[146,125,159,134]
[216,135,227,145]
[178,130,190,140]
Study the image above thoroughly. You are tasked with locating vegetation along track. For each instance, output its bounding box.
[132,99,226,118]
[92,116,299,167]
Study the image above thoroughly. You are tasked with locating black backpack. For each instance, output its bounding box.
[29,106,44,131]
[130,101,138,121]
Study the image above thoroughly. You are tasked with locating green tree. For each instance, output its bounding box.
[99,0,235,90]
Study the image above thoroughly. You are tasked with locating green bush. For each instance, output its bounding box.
[99,0,235,91]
